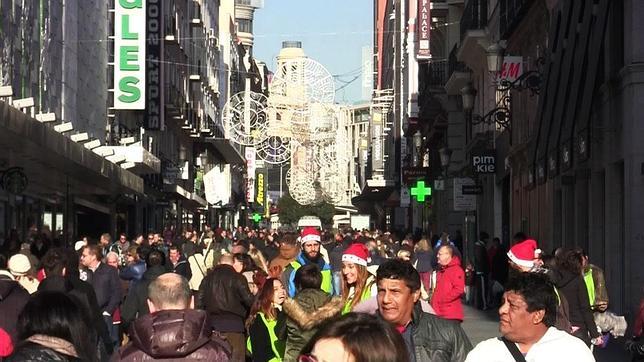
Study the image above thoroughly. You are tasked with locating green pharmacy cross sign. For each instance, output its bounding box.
[410,180,432,202]
[252,213,262,223]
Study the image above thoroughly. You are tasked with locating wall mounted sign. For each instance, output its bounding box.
[114,0,146,109]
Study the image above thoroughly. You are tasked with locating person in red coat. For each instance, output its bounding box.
[431,244,465,322]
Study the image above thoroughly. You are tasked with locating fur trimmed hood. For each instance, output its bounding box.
[283,290,344,330]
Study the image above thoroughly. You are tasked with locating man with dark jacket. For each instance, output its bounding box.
[39,248,113,357]
[81,245,122,348]
[120,249,167,328]
[376,259,472,361]
[198,254,254,362]
[116,273,231,361]
[168,245,192,280]
[0,266,29,344]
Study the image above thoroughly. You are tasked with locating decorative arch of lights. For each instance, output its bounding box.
[223,57,351,206]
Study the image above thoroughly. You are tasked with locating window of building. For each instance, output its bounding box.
[237,19,253,33]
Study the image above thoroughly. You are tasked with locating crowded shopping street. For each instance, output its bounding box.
[0,0,643,361]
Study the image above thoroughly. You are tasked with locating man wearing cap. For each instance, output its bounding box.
[284,227,333,297]
[8,254,38,294]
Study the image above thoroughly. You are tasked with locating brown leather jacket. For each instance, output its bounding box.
[116,309,231,361]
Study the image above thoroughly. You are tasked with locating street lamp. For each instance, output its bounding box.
[460,83,512,131]
[460,83,477,112]
[486,43,505,73]
[439,147,452,169]
[413,130,422,167]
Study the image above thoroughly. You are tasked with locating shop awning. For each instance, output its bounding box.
[0,100,143,197]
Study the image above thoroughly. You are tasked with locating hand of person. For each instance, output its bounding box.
[590,336,604,346]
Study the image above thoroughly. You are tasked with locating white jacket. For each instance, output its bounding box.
[466,327,595,362]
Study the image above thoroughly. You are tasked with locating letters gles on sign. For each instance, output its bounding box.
[114,0,146,109]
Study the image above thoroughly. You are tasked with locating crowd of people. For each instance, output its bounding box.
[0,225,641,361]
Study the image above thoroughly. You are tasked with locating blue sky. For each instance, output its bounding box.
[253,0,373,104]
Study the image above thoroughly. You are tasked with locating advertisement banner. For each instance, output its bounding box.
[145,0,162,129]
[417,0,431,59]
[114,0,146,109]
[254,169,267,214]
[453,178,476,211]
[371,111,384,172]
[245,148,256,202]
[204,165,232,205]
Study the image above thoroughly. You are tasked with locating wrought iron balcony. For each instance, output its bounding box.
[460,0,488,42]
[500,0,535,38]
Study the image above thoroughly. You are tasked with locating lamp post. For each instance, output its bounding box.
[460,83,512,131]
[413,130,422,167]
[439,147,452,177]
[486,43,505,73]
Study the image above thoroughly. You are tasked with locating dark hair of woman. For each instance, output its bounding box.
[233,252,257,272]
[245,278,281,330]
[15,291,96,360]
[557,248,583,275]
[301,312,409,362]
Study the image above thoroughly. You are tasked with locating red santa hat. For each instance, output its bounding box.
[300,227,321,244]
[507,239,542,269]
[342,243,370,267]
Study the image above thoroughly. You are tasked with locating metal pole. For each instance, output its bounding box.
[279,165,283,197]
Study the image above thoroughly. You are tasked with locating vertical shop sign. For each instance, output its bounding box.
[255,169,267,214]
[371,111,383,172]
[114,0,146,109]
[417,0,431,59]
[245,148,256,202]
[145,0,162,129]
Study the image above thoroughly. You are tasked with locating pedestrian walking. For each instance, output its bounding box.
[7,254,39,294]
[474,232,490,310]
[116,273,231,361]
[299,312,409,362]
[340,243,377,314]
[465,272,595,361]
[168,245,192,281]
[198,254,254,362]
[246,278,287,362]
[376,259,472,361]
[120,249,166,328]
[0,260,30,344]
[283,227,333,297]
[431,244,465,322]
[7,291,97,361]
[281,264,343,362]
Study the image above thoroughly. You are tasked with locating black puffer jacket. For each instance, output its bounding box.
[7,342,81,361]
[553,269,600,342]
[0,274,30,343]
[197,264,254,332]
[116,309,231,361]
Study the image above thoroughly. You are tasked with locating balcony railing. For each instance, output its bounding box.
[460,0,488,41]
[423,60,449,88]
[448,44,467,78]
[500,0,535,38]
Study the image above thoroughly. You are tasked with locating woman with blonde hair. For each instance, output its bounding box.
[340,244,377,314]
[414,238,434,297]
[249,247,269,274]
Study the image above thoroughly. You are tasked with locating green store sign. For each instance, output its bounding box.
[114,0,146,109]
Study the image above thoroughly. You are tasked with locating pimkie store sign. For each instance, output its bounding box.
[417,0,431,59]
[114,0,146,109]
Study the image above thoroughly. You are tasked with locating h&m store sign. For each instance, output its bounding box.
[471,150,496,174]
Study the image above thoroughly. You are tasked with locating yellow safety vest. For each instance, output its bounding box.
[246,312,283,362]
[583,268,596,306]
[342,281,375,314]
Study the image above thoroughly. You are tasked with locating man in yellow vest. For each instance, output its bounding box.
[285,227,333,297]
